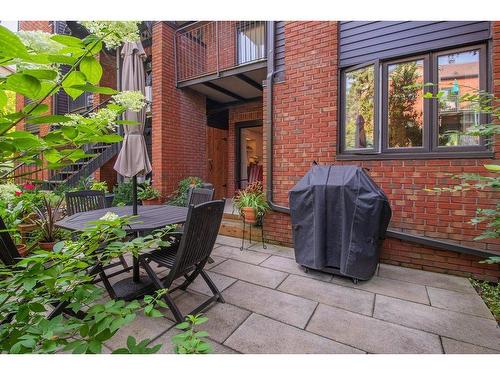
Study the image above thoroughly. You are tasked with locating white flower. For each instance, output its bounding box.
[89,107,120,130]
[79,21,140,50]
[100,212,120,221]
[17,30,64,54]
[0,183,20,202]
[112,91,146,112]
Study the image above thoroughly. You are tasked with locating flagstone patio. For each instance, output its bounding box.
[103,235,500,354]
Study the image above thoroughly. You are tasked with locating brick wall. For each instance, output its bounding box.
[151,22,207,199]
[263,21,500,281]
[227,100,263,198]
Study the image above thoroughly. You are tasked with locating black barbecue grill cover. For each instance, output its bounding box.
[289,165,392,280]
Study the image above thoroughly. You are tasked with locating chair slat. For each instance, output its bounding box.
[65,190,106,216]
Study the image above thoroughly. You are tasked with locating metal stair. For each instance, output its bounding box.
[43,142,120,190]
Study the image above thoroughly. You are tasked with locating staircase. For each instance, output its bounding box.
[43,142,120,190]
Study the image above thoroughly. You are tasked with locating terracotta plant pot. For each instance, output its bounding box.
[38,242,56,251]
[18,222,38,234]
[241,207,257,224]
[142,198,162,206]
[16,244,28,257]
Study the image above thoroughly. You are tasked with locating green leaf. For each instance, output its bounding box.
[88,340,102,354]
[0,90,7,108]
[5,73,41,99]
[62,126,79,140]
[26,115,72,125]
[51,34,85,48]
[23,69,58,81]
[22,103,49,115]
[98,134,123,143]
[193,316,208,325]
[484,164,500,172]
[80,56,103,85]
[175,322,190,330]
[48,54,78,65]
[0,24,28,58]
[69,84,117,95]
[115,120,140,125]
[126,336,136,351]
[62,71,86,100]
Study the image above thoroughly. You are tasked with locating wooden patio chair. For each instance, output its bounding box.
[65,190,106,216]
[186,187,215,206]
[138,199,226,323]
[65,189,129,271]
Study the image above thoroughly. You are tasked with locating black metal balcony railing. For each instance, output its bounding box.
[175,21,267,83]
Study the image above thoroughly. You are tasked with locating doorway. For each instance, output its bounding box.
[236,120,263,190]
[207,126,228,199]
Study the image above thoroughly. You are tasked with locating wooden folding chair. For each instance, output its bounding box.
[138,199,225,323]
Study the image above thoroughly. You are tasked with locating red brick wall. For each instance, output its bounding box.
[151,22,207,199]
[227,100,263,198]
[263,21,500,281]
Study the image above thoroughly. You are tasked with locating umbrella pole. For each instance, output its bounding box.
[132,175,138,215]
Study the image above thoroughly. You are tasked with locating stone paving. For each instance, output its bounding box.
[104,236,500,354]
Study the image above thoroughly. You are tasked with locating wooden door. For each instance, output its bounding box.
[207,126,228,199]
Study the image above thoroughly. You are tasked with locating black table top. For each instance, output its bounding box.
[55,205,189,232]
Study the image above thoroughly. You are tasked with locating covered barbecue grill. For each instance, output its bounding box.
[289,164,391,281]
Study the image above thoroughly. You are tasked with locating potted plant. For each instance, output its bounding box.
[233,182,270,224]
[33,193,65,251]
[138,180,162,205]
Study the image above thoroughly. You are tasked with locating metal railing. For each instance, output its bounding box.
[175,21,267,83]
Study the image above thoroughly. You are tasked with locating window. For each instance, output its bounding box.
[343,65,376,151]
[237,22,266,65]
[340,45,488,158]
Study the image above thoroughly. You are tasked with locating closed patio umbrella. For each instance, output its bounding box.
[113,41,152,215]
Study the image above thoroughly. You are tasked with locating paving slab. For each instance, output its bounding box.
[211,259,288,288]
[247,242,295,259]
[152,327,238,354]
[374,294,500,351]
[202,302,251,343]
[224,313,364,354]
[378,263,476,294]
[205,255,227,270]
[105,312,175,350]
[162,291,218,321]
[186,271,237,296]
[261,255,332,282]
[331,275,430,305]
[307,303,442,353]
[441,337,500,354]
[213,245,271,265]
[223,281,317,328]
[216,235,244,248]
[427,286,494,320]
[278,274,374,316]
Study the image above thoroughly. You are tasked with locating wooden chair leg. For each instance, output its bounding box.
[200,269,225,303]
[140,257,184,323]
[119,255,129,269]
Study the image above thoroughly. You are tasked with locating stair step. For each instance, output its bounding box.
[219,217,263,241]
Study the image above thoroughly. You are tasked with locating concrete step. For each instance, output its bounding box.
[219,214,263,242]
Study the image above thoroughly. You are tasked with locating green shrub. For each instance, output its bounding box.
[167,176,203,206]
[112,181,134,206]
[471,279,500,321]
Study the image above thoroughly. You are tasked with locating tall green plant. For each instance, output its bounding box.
[423,86,500,264]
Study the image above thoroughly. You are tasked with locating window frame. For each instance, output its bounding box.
[338,43,491,159]
[381,54,431,154]
[339,60,380,155]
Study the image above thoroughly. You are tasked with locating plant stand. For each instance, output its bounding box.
[240,214,267,251]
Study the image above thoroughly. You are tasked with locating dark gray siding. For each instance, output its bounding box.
[339,21,491,67]
[54,21,69,115]
[274,21,285,81]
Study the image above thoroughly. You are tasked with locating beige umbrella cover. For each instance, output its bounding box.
[113,41,152,178]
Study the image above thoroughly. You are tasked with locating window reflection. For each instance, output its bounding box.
[438,49,480,146]
[387,60,424,148]
[344,66,375,150]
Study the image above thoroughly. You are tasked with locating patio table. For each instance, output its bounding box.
[56,204,189,300]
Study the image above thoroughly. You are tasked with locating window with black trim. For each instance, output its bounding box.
[340,44,489,158]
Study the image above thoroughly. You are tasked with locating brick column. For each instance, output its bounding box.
[151,22,207,200]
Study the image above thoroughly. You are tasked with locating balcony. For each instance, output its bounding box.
[175,21,267,103]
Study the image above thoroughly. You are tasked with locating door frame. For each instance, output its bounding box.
[235,119,263,190]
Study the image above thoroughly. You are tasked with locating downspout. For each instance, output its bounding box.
[266,21,290,214]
